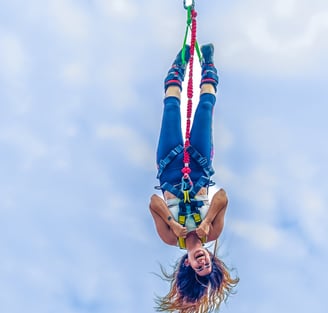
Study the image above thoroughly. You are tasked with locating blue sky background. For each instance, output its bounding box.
[1,0,328,312]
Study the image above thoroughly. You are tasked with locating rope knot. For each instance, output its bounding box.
[181,167,191,175]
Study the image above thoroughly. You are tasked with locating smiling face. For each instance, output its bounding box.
[186,248,212,276]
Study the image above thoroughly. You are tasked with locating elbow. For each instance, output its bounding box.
[216,188,228,207]
[218,188,227,198]
[150,194,159,202]
[149,194,160,211]
[149,195,155,211]
[162,236,177,246]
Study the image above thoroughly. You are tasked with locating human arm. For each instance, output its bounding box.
[196,188,228,242]
[149,194,188,245]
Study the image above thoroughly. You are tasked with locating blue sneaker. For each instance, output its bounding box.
[201,43,215,64]
[200,43,219,91]
[164,45,190,91]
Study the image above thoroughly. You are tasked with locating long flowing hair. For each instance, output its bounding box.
[155,250,239,313]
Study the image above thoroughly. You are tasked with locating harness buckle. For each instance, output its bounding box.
[181,174,193,191]
[178,214,186,226]
[158,159,166,170]
[198,156,208,167]
[192,212,202,225]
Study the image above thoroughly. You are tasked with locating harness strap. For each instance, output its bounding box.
[157,145,214,180]
[189,175,210,198]
[160,182,184,199]
[186,145,215,178]
[159,175,209,199]
[157,145,215,197]
[178,233,207,249]
[156,144,184,179]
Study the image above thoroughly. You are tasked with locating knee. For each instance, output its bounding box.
[163,94,181,110]
[199,93,216,109]
[198,98,215,113]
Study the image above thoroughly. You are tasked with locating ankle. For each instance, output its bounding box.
[165,86,181,99]
[200,64,218,92]
[164,64,186,92]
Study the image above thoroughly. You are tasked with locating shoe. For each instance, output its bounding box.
[173,45,191,67]
[164,45,190,91]
[200,43,218,91]
[201,43,214,64]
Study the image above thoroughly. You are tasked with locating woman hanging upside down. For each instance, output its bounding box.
[149,43,239,313]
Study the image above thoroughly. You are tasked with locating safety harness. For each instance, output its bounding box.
[156,144,215,249]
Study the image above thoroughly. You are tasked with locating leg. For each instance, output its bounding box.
[156,89,184,163]
[189,90,216,161]
[190,44,219,162]
[156,46,191,164]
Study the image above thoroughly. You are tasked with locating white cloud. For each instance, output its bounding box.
[60,62,88,86]
[95,123,153,169]
[216,0,328,76]
[101,61,140,110]
[272,0,296,18]
[291,185,328,249]
[241,166,279,210]
[230,219,308,259]
[231,220,281,250]
[0,125,48,170]
[214,123,235,153]
[0,29,26,80]
[95,0,138,19]
[212,164,238,190]
[47,0,91,41]
[226,113,328,251]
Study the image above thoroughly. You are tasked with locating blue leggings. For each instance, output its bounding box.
[156,93,216,186]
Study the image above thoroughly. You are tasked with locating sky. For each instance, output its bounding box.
[0,0,328,313]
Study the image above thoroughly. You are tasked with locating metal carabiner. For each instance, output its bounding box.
[181,174,193,203]
[184,0,194,9]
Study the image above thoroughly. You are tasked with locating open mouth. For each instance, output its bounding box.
[195,251,205,259]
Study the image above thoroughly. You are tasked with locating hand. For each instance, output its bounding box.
[170,220,188,238]
[196,220,210,239]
